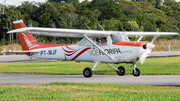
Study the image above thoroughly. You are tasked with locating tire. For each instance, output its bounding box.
[83,67,93,78]
[133,68,141,77]
[117,66,126,76]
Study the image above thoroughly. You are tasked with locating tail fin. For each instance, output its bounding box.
[13,20,38,50]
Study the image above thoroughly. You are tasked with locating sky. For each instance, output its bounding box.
[1,0,180,6]
[2,0,88,6]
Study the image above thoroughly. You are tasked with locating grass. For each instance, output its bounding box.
[0,56,180,75]
[0,82,180,101]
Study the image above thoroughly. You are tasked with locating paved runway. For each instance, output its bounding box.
[0,74,180,86]
[0,51,180,86]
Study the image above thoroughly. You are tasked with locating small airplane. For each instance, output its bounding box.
[5,20,178,78]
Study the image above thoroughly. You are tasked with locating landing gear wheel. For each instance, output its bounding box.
[83,67,93,78]
[133,68,141,77]
[117,66,126,76]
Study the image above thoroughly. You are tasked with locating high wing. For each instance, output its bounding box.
[125,32,178,36]
[7,27,112,38]
[7,27,178,37]
[124,31,178,42]
[148,51,180,58]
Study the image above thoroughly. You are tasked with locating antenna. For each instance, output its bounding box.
[98,23,105,31]
[84,23,91,30]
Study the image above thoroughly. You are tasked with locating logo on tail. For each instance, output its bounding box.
[22,33,39,49]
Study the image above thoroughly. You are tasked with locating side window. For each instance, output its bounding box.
[94,37,107,46]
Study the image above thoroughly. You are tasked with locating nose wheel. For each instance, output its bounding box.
[131,63,141,77]
[133,68,140,76]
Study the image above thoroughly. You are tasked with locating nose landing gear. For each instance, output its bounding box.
[131,63,141,77]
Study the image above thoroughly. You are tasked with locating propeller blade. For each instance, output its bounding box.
[139,49,148,64]
[139,43,155,64]
[151,35,159,43]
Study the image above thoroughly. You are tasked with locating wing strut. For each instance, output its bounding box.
[84,35,114,59]
[137,36,144,42]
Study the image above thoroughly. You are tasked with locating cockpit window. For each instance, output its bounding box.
[94,37,107,46]
[111,32,129,43]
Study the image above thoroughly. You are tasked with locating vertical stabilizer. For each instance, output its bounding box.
[13,20,38,50]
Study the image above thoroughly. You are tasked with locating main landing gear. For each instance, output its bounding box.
[83,67,93,77]
[107,63,126,76]
[83,62,140,78]
[83,62,98,78]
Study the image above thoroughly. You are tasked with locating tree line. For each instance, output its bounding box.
[0,0,180,45]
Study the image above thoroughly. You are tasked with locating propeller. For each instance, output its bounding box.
[139,39,155,64]
[151,35,159,43]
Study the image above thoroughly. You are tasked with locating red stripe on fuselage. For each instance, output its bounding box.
[66,46,74,50]
[65,48,81,56]
[71,47,91,61]
[62,47,74,53]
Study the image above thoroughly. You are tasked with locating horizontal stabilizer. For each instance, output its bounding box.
[3,50,40,54]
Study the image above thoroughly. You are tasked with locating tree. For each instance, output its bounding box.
[102,18,120,31]
[127,21,144,31]
[163,0,177,6]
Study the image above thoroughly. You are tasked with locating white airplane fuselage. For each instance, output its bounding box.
[30,43,144,64]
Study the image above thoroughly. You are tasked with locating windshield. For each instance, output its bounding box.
[111,32,129,43]
[77,38,87,46]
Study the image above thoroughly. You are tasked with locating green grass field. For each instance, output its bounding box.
[0,82,180,101]
[0,57,180,100]
[0,56,180,75]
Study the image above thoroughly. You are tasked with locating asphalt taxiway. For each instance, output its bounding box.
[0,74,180,86]
[0,51,180,86]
